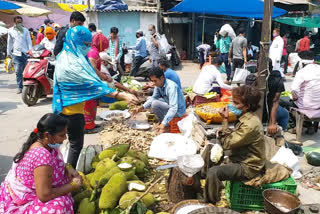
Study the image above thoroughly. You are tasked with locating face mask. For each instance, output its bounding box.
[149,30,154,35]
[79,45,91,56]
[48,143,61,149]
[273,33,277,38]
[15,23,23,33]
[227,103,243,116]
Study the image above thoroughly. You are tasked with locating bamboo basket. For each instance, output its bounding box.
[171,200,215,214]
[195,102,237,124]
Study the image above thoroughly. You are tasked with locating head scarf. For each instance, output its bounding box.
[44,26,56,41]
[52,26,114,114]
[92,33,108,52]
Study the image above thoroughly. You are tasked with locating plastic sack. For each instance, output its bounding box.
[270,146,302,179]
[233,66,250,83]
[210,144,223,163]
[148,133,198,161]
[177,154,204,177]
[219,24,236,40]
[76,144,103,174]
[59,142,70,163]
[125,49,133,64]
[158,34,171,56]
[177,113,197,138]
[4,57,14,74]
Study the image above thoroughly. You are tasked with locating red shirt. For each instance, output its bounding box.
[282,36,288,56]
[298,36,310,52]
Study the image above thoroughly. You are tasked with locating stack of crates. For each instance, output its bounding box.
[225,176,297,211]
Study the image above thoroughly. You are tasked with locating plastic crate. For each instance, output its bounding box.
[225,176,297,211]
[169,114,188,133]
[193,95,220,107]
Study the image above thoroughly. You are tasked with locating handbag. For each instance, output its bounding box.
[232,65,250,83]
[4,56,14,74]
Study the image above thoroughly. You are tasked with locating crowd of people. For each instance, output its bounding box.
[2,11,320,213]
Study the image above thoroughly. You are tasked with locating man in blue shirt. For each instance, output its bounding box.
[130,30,147,77]
[135,67,186,133]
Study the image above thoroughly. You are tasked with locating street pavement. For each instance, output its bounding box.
[0,62,320,203]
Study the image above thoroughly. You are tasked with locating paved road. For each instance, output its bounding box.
[1,62,320,203]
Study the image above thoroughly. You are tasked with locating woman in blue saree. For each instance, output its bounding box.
[52,26,138,168]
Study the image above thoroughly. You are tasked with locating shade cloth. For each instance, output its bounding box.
[170,0,287,19]
[276,16,320,28]
[0,0,20,10]
[0,2,51,17]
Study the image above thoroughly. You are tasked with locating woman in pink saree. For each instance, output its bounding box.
[0,113,83,214]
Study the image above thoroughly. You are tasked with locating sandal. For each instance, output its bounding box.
[85,124,103,134]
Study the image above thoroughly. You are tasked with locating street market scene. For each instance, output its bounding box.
[1,0,320,213]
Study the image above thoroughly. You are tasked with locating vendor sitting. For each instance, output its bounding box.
[193,57,233,95]
[135,67,186,133]
[204,85,266,204]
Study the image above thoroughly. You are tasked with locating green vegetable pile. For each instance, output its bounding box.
[74,144,158,214]
[183,86,193,94]
[203,92,217,99]
[280,91,291,97]
[121,77,143,91]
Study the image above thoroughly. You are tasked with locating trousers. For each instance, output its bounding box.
[276,106,289,131]
[60,113,85,168]
[219,53,231,81]
[130,56,145,76]
[12,53,28,89]
[231,58,244,80]
[204,163,244,203]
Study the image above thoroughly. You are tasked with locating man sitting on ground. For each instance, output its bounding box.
[134,67,186,133]
[193,57,233,95]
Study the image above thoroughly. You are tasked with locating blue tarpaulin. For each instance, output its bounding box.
[170,0,287,19]
[0,0,20,10]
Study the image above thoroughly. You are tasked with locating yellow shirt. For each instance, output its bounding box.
[62,102,85,115]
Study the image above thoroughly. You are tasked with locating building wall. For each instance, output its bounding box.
[140,12,157,37]
[84,12,98,28]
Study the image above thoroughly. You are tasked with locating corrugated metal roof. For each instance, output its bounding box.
[274,0,314,5]
[84,6,158,13]
[163,17,191,24]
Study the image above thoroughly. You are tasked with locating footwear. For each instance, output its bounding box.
[16,88,22,94]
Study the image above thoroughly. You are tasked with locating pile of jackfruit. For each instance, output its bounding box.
[74,144,162,214]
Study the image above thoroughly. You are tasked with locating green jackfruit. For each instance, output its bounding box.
[126,150,149,166]
[118,156,135,165]
[99,172,127,209]
[98,166,122,188]
[133,159,146,174]
[74,189,92,206]
[92,155,100,168]
[109,101,128,110]
[127,180,146,191]
[110,208,122,214]
[98,150,117,161]
[78,198,95,214]
[123,168,136,180]
[78,171,92,190]
[119,191,156,209]
[128,175,140,181]
[91,158,117,187]
[146,210,154,214]
[108,144,130,158]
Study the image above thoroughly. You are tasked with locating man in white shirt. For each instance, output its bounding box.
[269,28,284,72]
[7,16,32,94]
[193,58,233,95]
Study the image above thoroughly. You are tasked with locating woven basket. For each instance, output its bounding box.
[189,207,240,214]
[171,200,215,214]
[195,102,237,124]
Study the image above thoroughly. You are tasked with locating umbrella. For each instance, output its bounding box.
[0,2,51,17]
[0,0,20,10]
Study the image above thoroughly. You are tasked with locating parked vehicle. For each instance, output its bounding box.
[22,44,54,106]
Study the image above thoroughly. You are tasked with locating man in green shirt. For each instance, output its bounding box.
[216,33,232,81]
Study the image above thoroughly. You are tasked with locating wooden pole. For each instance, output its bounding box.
[256,0,274,121]
[202,13,205,44]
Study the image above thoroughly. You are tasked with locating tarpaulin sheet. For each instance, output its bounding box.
[0,0,20,10]
[276,16,320,28]
[170,0,287,19]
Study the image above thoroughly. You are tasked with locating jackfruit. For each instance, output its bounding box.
[110,208,122,214]
[78,171,92,190]
[119,191,156,209]
[98,166,122,188]
[118,156,135,165]
[91,158,117,187]
[99,172,127,209]
[78,198,95,214]
[109,101,128,110]
[74,189,92,206]
[128,175,140,181]
[146,210,154,214]
[133,160,146,174]
[126,150,149,166]
[108,144,130,158]
[127,180,146,191]
[92,155,100,168]
[123,168,136,180]
[98,150,117,161]
[157,213,170,214]
[118,163,133,171]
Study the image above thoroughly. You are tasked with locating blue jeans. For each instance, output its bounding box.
[12,53,28,89]
[276,106,289,131]
[219,53,231,81]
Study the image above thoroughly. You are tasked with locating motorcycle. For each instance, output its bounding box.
[22,44,55,106]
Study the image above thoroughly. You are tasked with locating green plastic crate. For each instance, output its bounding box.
[225,176,297,211]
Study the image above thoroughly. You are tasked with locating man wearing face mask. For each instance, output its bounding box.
[148,24,161,68]
[53,11,85,57]
[130,29,147,77]
[269,28,284,71]
[7,16,32,94]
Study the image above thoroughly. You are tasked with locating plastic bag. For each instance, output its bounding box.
[219,24,236,40]
[233,66,250,83]
[76,145,103,174]
[177,154,204,177]
[177,113,197,139]
[270,146,302,179]
[210,144,223,163]
[158,34,171,56]
[4,56,14,74]
[59,142,70,163]
[125,49,133,64]
[148,133,198,161]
